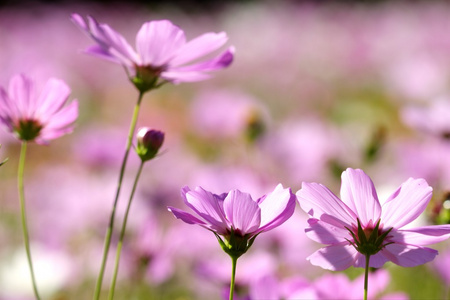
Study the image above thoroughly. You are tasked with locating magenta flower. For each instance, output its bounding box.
[71,14,234,91]
[0,74,78,144]
[296,168,450,271]
[168,184,296,256]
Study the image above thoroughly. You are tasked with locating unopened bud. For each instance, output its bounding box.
[136,127,164,162]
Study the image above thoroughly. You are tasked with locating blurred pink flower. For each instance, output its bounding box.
[197,251,278,300]
[297,168,450,271]
[401,97,450,139]
[71,14,234,88]
[190,89,266,139]
[168,184,295,256]
[0,74,78,144]
[312,270,407,300]
[433,249,450,286]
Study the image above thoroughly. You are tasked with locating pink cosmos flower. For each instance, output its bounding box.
[296,168,450,271]
[168,184,295,256]
[71,14,234,89]
[0,74,78,144]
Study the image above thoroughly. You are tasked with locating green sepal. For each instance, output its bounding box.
[15,119,42,141]
[130,65,168,94]
[357,219,368,245]
[345,218,394,256]
[214,228,256,260]
[135,145,158,162]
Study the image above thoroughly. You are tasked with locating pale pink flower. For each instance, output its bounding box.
[71,14,234,88]
[168,184,295,256]
[0,74,78,144]
[297,168,450,271]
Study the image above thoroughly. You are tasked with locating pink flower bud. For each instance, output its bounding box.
[136,127,164,162]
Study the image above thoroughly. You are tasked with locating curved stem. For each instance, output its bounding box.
[108,161,145,300]
[229,256,238,300]
[93,91,144,300]
[18,142,41,300]
[364,254,370,300]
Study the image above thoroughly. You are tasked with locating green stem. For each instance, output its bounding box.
[108,161,145,300]
[93,91,144,300]
[364,254,370,300]
[229,256,238,300]
[18,142,41,300]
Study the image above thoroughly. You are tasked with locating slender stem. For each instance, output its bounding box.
[93,91,145,300]
[108,161,145,300]
[364,254,370,300]
[18,142,41,300]
[229,256,238,300]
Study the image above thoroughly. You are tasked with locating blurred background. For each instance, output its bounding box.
[1,0,450,299]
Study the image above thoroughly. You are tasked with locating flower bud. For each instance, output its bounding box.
[136,127,164,162]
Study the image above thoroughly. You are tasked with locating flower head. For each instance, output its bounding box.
[296,168,450,271]
[0,74,78,145]
[168,184,296,258]
[71,14,234,92]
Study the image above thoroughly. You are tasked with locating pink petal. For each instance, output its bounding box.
[390,225,450,246]
[353,252,389,268]
[169,47,234,72]
[223,190,261,235]
[307,244,358,271]
[167,206,207,226]
[39,101,78,144]
[256,184,296,233]
[96,23,138,67]
[0,88,15,123]
[35,78,71,121]
[42,100,78,129]
[9,74,34,119]
[381,243,438,267]
[160,70,211,84]
[72,14,137,67]
[305,218,351,244]
[83,45,122,64]
[296,182,356,229]
[380,178,432,229]
[340,168,381,227]
[183,186,229,235]
[71,13,87,31]
[170,32,229,66]
[136,20,186,67]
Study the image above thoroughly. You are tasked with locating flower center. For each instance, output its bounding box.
[345,218,394,256]
[15,119,43,141]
